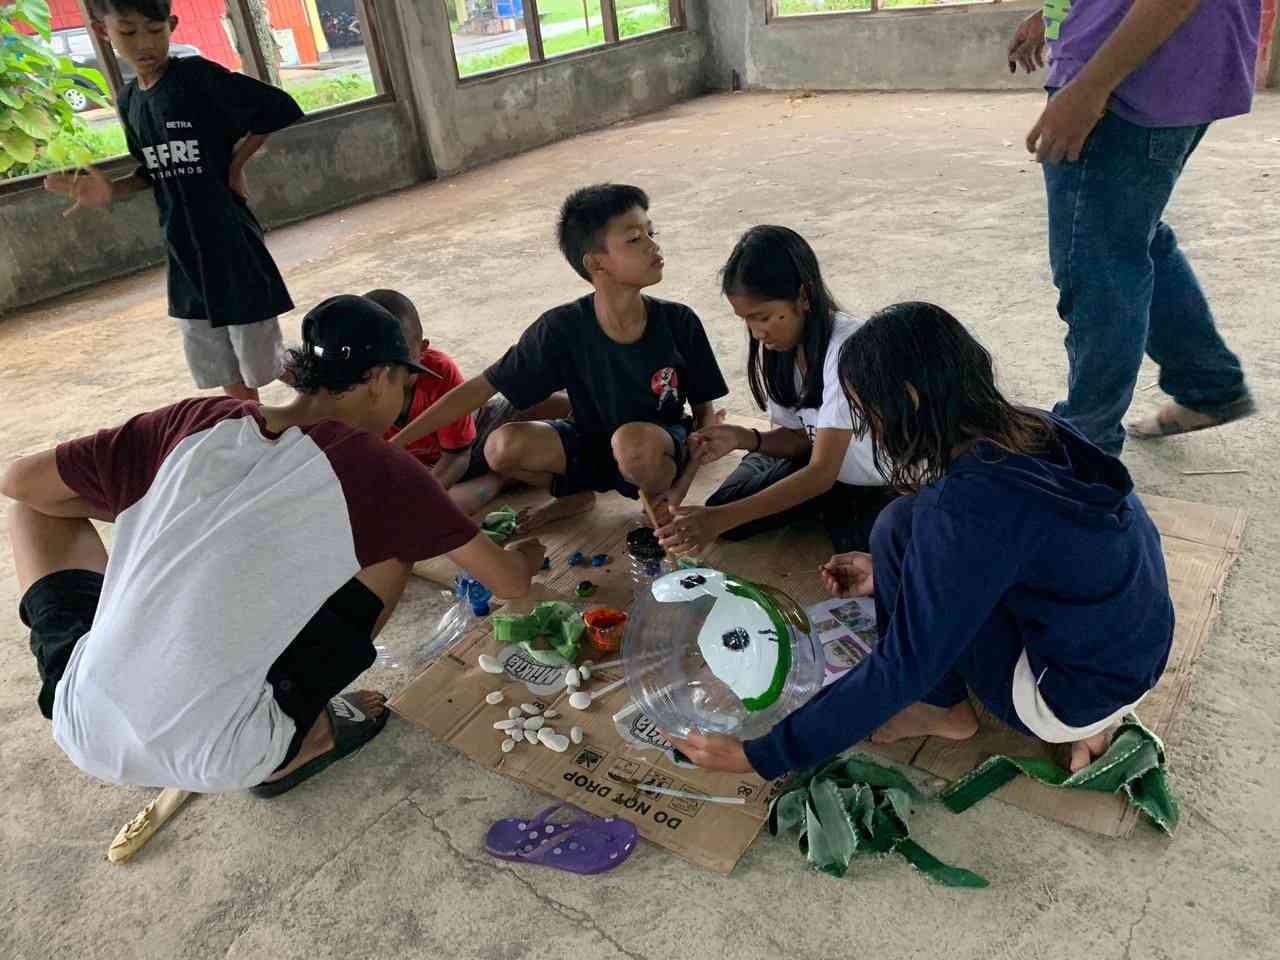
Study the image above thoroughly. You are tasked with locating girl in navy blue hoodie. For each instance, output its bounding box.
[669,302,1175,779]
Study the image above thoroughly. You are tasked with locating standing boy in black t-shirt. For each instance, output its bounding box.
[44,0,303,402]
[390,184,729,533]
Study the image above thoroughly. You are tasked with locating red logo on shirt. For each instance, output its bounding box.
[651,366,680,417]
[651,367,678,396]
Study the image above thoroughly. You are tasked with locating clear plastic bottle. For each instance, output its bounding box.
[625,526,669,587]
[375,575,493,668]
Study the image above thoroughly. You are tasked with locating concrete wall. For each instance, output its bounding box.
[0,99,421,317]
[696,0,1044,92]
[394,0,708,174]
[3,1,709,314]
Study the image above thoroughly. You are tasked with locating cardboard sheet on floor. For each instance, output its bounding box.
[393,415,1245,861]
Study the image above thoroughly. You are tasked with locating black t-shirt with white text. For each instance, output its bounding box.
[485,295,729,436]
[119,57,303,326]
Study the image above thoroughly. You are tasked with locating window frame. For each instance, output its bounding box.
[447,0,686,85]
[765,0,1003,21]
[0,0,398,197]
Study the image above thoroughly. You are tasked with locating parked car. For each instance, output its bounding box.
[48,26,201,112]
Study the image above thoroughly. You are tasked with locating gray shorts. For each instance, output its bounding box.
[176,316,284,390]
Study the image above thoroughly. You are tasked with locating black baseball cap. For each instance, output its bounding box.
[301,294,431,377]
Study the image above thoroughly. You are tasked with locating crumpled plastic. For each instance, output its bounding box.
[481,506,519,544]
[491,601,585,664]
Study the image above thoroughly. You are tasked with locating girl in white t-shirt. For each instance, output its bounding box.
[656,225,896,557]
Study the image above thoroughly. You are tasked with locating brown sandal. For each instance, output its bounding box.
[1127,395,1256,439]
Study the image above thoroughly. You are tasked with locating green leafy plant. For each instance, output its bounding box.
[1,0,111,177]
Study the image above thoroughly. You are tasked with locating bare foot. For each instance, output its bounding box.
[515,491,596,535]
[263,690,386,782]
[870,701,979,744]
[1069,726,1116,773]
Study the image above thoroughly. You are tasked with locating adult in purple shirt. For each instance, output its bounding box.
[1008,0,1262,454]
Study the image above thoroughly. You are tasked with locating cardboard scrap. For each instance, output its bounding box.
[390,627,772,875]
[394,414,1246,864]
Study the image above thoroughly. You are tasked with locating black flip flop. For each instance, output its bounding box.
[250,694,389,799]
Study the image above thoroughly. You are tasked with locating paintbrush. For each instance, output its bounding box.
[607,772,747,805]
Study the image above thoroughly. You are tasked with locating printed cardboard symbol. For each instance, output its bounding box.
[575,748,604,771]
[609,758,643,781]
[669,783,705,817]
[735,783,756,801]
[642,772,673,792]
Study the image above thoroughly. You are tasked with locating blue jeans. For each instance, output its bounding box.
[1044,109,1246,455]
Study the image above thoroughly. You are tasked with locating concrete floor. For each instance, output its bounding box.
[3,91,1279,959]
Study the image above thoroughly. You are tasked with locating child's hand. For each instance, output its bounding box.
[688,424,746,466]
[44,167,113,216]
[820,551,874,598]
[229,166,249,200]
[1007,10,1045,75]
[656,505,724,558]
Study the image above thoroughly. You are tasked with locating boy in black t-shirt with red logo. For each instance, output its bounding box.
[44,0,303,403]
[391,184,729,534]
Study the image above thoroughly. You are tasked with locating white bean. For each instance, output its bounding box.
[501,739,516,753]
[524,716,545,731]
[508,707,522,720]
[520,703,542,716]
[510,727,524,743]
[493,719,519,730]
[538,729,570,752]
[485,691,505,705]
[579,665,593,681]
[478,654,505,675]
[565,668,581,688]
[569,691,592,710]
[570,726,584,744]
[543,709,560,720]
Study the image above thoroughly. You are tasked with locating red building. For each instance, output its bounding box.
[46,0,321,72]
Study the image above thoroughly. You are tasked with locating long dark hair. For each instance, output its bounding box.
[838,302,1053,492]
[720,225,841,412]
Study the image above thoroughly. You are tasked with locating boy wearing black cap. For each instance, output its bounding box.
[390,184,728,533]
[3,295,546,797]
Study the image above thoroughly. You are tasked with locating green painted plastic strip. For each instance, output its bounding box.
[938,715,1179,835]
[725,577,793,713]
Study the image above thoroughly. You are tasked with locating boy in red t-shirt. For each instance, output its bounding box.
[366,289,571,517]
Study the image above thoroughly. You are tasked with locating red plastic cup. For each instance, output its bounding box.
[583,607,628,656]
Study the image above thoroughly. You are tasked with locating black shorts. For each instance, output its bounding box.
[706,452,898,553]
[547,418,691,500]
[459,394,519,483]
[20,570,383,769]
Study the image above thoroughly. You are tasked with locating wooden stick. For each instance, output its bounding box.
[607,774,746,805]
[107,788,192,863]
[1179,468,1247,476]
[638,490,660,529]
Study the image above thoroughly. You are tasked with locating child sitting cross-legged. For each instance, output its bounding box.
[364,288,572,518]
[389,184,729,533]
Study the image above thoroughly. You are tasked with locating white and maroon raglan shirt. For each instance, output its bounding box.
[50,398,477,792]
[119,57,303,327]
